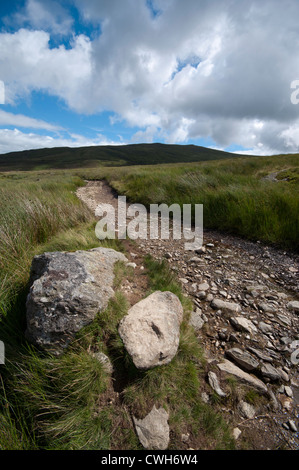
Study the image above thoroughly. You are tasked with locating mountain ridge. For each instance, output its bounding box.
[0,142,256,171]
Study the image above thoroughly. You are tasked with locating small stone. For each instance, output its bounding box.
[290,348,299,366]
[196,291,207,300]
[208,371,227,397]
[197,282,210,292]
[258,322,273,334]
[239,401,256,419]
[195,246,206,254]
[233,428,242,440]
[247,346,273,363]
[258,303,276,313]
[284,386,293,397]
[133,406,170,450]
[201,392,210,403]
[226,348,259,372]
[211,299,241,313]
[276,314,292,327]
[288,420,298,433]
[126,262,137,268]
[279,396,293,411]
[287,301,299,313]
[230,317,258,335]
[277,368,289,382]
[217,359,268,394]
[260,363,281,382]
[189,256,201,263]
[189,308,205,331]
[91,351,113,373]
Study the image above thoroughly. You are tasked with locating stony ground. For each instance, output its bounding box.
[76,180,299,450]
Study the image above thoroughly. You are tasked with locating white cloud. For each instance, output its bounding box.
[0,128,123,154]
[0,110,62,131]
[1,0,299,154]
[4,0,73,36]
[0,29,92,110]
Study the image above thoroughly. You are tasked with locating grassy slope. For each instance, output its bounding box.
[0,148,298,449]
[0,143,255,171]
[0,171,234,450]
[84,153,297,253]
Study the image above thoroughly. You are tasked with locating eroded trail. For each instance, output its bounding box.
[77,179,299,450]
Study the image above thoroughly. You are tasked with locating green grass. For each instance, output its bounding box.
[0,237,234,450]
[0,147,297,450]
[89,153,298,252]
[0,170,118,449]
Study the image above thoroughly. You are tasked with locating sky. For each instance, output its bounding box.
[0,0,299,155]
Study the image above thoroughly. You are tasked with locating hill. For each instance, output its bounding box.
[0,143,254,171]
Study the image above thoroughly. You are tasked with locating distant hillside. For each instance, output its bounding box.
[0,143,254,171]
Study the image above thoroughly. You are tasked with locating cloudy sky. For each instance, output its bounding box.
[0,0,299,155]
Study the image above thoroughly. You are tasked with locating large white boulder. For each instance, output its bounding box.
[118,291,184,369]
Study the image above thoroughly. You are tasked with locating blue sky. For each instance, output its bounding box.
[0,0,299,155]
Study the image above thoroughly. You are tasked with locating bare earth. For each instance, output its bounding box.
[76,180,299,450]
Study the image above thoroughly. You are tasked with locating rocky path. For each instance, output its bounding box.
[76,180,299,450]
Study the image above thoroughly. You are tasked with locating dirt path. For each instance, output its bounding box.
[76,180,299,450]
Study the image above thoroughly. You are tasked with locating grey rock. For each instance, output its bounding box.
[290,348,299,366]
[287,301,299,313]
[92,351,113,373]
[247,346,273,363]
[276,314,292,327]
[258,302,276,313]
[195,246,206,254]
[189,256,202,263]
[233,428,242,440]
[230,317,258,335]
[201,392,210,403]
[196,291,207,300]
[217,359,268,394]
[288,420,298,433]
[258,321,273,334]
[239,401,256,419]
[126,262,137,268]
[206,294,214,302]
[189,308,205,331]
[284,386,293,397]
[226,348,259,372]
[25,247,128,355]
[211,298,241,313]
[277,368,290,382]
[133,405,170,450]
[208,371,227,397]
[197,282,210,292]
[261,363,281,382]
[118,291,183,369]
